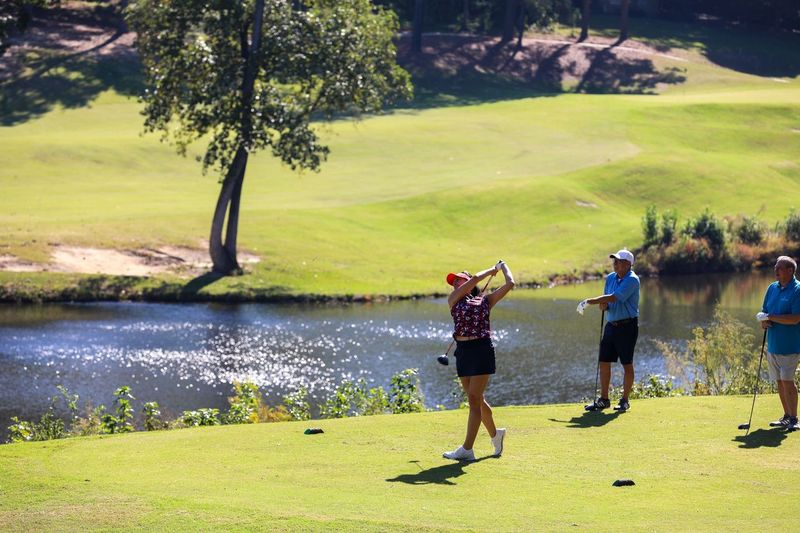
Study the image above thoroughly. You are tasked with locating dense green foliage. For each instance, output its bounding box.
[126,0,412,176]
[638,206,800,275]
[656,306,780,396]
[6,368,427,443]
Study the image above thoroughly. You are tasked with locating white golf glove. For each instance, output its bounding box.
[756,312,769,321]
[577,299,588,315]
[495,260,505,272]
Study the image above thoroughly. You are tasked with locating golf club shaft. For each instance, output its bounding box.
[594,309,604,401]
[745,329,767,436]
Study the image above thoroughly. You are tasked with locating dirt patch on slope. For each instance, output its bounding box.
[0,245,260,277]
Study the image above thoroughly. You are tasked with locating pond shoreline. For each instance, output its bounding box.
[1,263,779,305]
[0,269,610,305]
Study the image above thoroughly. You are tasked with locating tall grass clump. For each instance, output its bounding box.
[655,306,777,396]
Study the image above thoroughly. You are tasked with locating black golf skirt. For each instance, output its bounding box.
[454,337,496,377]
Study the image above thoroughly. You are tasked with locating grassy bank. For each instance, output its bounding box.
[1,395,797,531]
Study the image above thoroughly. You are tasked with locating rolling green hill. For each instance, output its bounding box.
[1,9,799,298]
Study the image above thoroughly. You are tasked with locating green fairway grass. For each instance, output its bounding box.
[1,396,797,530]
[1,16,799,298]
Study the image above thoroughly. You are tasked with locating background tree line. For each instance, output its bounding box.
[377,0,800,34]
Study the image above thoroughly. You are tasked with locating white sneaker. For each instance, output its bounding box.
[491,428,506,457]
[442,446,476,462]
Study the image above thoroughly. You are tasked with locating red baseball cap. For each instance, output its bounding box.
[446,272,471,286]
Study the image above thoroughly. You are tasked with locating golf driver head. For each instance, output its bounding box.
[437,354,450,366]
[737,423,750,430]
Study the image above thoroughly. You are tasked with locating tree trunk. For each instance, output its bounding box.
[209,0,265,274]
[502,0,518,42]
[412,0,424,53]
[618,0,631,43]
[578,0,591,42]
[461,0,469,32]
[210,148,247,274]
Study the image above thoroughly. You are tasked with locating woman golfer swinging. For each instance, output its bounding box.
[442,260,515,461]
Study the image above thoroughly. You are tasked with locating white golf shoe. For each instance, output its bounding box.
[491,428,506,457]
[442,446,475,462]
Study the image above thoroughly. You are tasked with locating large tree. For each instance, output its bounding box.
[127,0,412,274]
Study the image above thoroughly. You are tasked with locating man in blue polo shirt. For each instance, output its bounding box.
[759,255,800,431]
[578,249,640,412]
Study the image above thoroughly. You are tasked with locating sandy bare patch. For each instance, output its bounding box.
[0,245,260,277]
[575,200,598,208]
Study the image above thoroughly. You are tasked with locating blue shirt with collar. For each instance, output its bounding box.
[762,277,800,355]
[604,269,640,322]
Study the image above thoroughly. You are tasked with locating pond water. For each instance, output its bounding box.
[0,271,774,433]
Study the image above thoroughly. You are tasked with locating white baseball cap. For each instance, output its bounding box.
[610,249,634,264]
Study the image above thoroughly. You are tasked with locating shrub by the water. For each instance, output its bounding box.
[734,215,766,245]
[143,402,164,431]
[283,387,311,421]
[786,209,800,241]
[388,368,425,414]
[637,207,800,275]
[655,306,777,396]
[101,386,135,434]
[181,408,221,427]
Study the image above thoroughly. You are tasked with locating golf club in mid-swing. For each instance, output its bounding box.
[437,265,500,366]
[738,329,768,435]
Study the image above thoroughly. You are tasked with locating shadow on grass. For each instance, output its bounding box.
[732,428,788,449]
[392,33,688,111]
[181,271,225,297]
[548,409,623,428]
[586,14,800,78]
[0,3,143,126]
[386,456,494,486]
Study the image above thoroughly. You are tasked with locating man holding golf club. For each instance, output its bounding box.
[441,260,515,462]
[578,249,640,412]
[759,256,800,432]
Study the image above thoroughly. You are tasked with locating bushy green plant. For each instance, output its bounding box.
[785,209,800,241]
[6,385,79,442]
[101,386,135,434]
[72,404,105,436]
[656,306,773,395]
[642,204,658,247]
[735,215,766,245]
[283,387,311,421]
[7,417,35,443]
[222,382,261,425]
[143,402,163,431]
[388,369,425,414]
[660,209,678,245]
[181,408,220,427]
[320,379,369,419]
[610,374,683,400]
[320,378,389,418]
[682,208,726,249]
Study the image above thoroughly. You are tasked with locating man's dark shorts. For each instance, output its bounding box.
[599,318,638,365]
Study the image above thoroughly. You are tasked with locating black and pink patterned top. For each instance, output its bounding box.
[451,296,491,338]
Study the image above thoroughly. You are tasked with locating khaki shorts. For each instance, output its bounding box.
[766,352,800,381]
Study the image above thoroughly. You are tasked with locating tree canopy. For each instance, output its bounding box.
[127,0,412,177]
